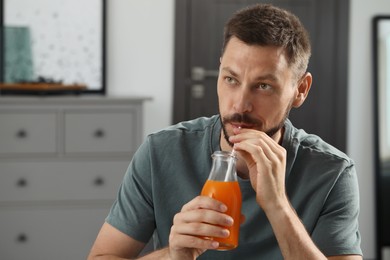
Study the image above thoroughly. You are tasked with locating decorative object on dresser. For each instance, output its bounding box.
[0,96,150,260]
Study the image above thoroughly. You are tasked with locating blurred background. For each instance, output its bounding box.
[0,0,389,259]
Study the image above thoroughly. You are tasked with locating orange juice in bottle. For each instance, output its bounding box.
[201,151,242,250]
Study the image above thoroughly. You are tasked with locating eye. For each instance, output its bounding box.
[256,83,272,90]
[224,76,238,85]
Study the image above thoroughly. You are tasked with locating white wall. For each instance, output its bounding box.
[348,0,390,258]
[107,0,174,137]
[108,0,388,258]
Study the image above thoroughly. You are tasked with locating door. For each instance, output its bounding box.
[173,0,349,151]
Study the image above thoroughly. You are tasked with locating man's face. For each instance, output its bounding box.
[217,37,300,146]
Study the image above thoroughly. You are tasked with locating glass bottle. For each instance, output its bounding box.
[200,151,242,250]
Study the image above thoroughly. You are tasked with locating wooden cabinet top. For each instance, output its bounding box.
[0,95,152,106]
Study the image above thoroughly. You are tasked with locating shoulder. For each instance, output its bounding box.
[286,120,351,159]
[284,120,354,174]
[133,116,221,160]
[160,115,219,133]
[147,115,220,142]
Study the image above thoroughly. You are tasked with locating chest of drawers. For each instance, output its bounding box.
[0,96,149,260]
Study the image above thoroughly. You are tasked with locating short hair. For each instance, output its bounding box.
[222,4,311,77]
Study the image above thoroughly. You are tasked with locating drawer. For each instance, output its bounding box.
[0,112,57,155]
[0,160,129,202]
[64,110,139,154]
[0,207,109,260]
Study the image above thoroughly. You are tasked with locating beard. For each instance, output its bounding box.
[221,108,291,148]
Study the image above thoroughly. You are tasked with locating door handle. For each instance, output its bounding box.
[191,66,219,81]
[191,84,205,99]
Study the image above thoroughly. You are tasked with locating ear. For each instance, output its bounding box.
[292,72,312,108]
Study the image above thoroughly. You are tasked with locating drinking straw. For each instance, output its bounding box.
[225,126,240,181]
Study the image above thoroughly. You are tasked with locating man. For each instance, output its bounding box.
[88,4,362,259]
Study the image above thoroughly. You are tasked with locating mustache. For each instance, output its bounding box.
[222,113,261,126]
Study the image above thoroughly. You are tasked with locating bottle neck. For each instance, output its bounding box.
[208,151,237,182]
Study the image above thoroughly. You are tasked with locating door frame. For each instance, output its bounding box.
[173,0,191,124]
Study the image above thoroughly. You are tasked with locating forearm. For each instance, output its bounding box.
[90,248,171,260]
[134,248,171,260]
[265,202,326,260]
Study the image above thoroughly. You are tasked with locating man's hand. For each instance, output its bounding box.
[168,196,234,260]
[229,128,288,212]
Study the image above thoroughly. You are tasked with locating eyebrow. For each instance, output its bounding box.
[221,66,278,82]
[221,67,239,77]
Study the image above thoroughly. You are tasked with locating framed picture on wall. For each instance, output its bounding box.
[0,0,106,95]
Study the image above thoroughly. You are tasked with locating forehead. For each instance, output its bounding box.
[221,37,292,78]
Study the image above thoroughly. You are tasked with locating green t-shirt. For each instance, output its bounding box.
[106,115,362,259]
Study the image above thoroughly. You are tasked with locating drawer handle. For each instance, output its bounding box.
[94,176,105,186]
[93,129,105,138]
[16,233,28,243]
[15,129,28,139]
[16,178,28,187]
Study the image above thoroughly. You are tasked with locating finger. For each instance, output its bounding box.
[254,132,286,159]
[235,140,285,179]
[229,128,258,143]
[173,208,234,227]
[180,195,228,213]
[171,221,231,238]
[249,138,284,165]
[233,141,267,167]
[169,233,220,251]
[229,131,269,161]
[230,128,280,150]
[232,132,285,164]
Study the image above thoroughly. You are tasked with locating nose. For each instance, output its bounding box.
[233,88,252,113]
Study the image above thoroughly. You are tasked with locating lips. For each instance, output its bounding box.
[231,123,254,129]
[223,113,261,130]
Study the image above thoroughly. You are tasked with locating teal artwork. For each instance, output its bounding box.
[4,26,34,83]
